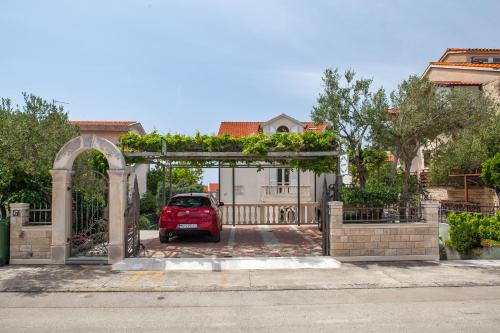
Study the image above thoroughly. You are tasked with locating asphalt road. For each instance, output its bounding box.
[0,286,499,332]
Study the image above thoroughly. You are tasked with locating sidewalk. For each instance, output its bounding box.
[1,260,499,292]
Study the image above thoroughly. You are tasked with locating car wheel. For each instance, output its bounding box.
[210,232,221,243]
[159,233,169,243]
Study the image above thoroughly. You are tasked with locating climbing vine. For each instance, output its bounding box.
[120,131,338,174]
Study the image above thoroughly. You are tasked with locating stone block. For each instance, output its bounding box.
[399,235,410,241]
[371,249,386,256]
[426,247,439,255]
[388,242,406,249]
[332,249,349,256]
[412,248,426,255]
[384,249,397,256]
[332,242,344,250]
[381,235,397,242]
[19,244,32,252]
[370,235,381,242]
[409,235,424,241]
[397,249,412,256]
[377,241,389,249]
[342,242,354,250]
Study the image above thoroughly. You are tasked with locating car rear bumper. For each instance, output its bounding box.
[159,224,219,237]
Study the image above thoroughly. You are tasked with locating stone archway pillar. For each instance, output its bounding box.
[50,169,73,264]
[108,169,129,264]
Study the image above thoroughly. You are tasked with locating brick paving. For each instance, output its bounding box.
[140,225,323,258]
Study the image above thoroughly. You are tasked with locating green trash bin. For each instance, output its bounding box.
[0,219,9,266]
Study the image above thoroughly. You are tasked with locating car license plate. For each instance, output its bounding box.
[177,224,197,229]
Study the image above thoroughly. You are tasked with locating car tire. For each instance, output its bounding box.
[210,232,221,243]
[159,233,169,243]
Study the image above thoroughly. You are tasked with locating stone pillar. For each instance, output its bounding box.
[50,170,73,264]
[9,203,29,259]
[328,201,343,256]
[108,169,129,264]
[421,200,440,225]
[328,201,343,227]
[421,200,440,261]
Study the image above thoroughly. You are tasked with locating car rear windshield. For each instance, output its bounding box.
[168,196,211,208]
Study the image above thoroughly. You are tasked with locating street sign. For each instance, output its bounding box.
[339,154,349,176]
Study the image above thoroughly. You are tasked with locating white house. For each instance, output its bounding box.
[217,114,335,224]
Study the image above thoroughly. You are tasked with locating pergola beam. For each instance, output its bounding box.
[125,151,339,161]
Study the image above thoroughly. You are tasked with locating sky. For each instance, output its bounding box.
[2,0,500,183]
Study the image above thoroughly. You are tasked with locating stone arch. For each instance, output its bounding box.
[53,135,126,171]
[50,135,129,265]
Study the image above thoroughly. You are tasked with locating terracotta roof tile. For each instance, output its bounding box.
[217,122,262,137]
[217,121,327,136]
[430,62,500,70]
[432,80,483,86]
[70,121,138,126]
[445,48,500,53]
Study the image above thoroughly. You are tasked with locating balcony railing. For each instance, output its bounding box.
[221,203,319,225]
[260,185,312,202]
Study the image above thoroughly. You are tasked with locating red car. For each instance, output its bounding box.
[159,193,223,243]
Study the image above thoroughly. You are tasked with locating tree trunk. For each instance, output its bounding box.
[401,159,412,221]
[353,147,366,188]
[388,150,399,186]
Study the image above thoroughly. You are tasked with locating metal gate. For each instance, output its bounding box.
[125,177,141,257]
[320,180,330,256]
[70,169,109,257]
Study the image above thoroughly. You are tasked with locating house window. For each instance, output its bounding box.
[276,125,289,133]
[277,168,290,185]
[423,150,432,168]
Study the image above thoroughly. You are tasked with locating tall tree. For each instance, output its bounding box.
[373,75,495,203]
[0,93,78,216]
[311,69,387,187]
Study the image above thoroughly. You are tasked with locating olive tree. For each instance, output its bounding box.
[373,75,495,203]
[311,69,388,187]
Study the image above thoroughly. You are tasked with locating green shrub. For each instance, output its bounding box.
[448,212,481,255]
[139,216,150,230]
[447,212,500,255]
[342,182,399,207]
[140,191,158,214]
[477,212,500,242]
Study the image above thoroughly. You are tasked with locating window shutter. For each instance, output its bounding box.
[290,169,298,185]
[269,168,277,185]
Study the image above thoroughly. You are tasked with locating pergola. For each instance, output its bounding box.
[124,150,340,226]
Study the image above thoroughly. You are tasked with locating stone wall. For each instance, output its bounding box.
[9,203,52,264]
[329,201,440,262]
[427,186,499,208]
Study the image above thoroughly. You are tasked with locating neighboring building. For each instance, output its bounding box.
[203,183,220,200]
[408,49,500,176]
[70,120,149,197]
[411,49,500,206]
[217,114,334,223]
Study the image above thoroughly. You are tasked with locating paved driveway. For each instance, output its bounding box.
[140,225,323,258]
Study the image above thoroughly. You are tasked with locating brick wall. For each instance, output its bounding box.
[328,201,440,262]
[9,203,52,263]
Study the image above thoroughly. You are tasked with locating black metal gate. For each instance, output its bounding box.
[320,180,330,256]
[70,169,109,257]
[125,177,141,257]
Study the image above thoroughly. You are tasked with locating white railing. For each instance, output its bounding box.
[260,185,312,202]
[221,203,319,225]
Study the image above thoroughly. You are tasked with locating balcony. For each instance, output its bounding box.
[260,185,313,203]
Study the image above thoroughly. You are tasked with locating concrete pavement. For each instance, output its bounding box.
[0,260,499,292]
[0,287,499,332]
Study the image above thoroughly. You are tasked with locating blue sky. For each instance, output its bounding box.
[2,0,499,182]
